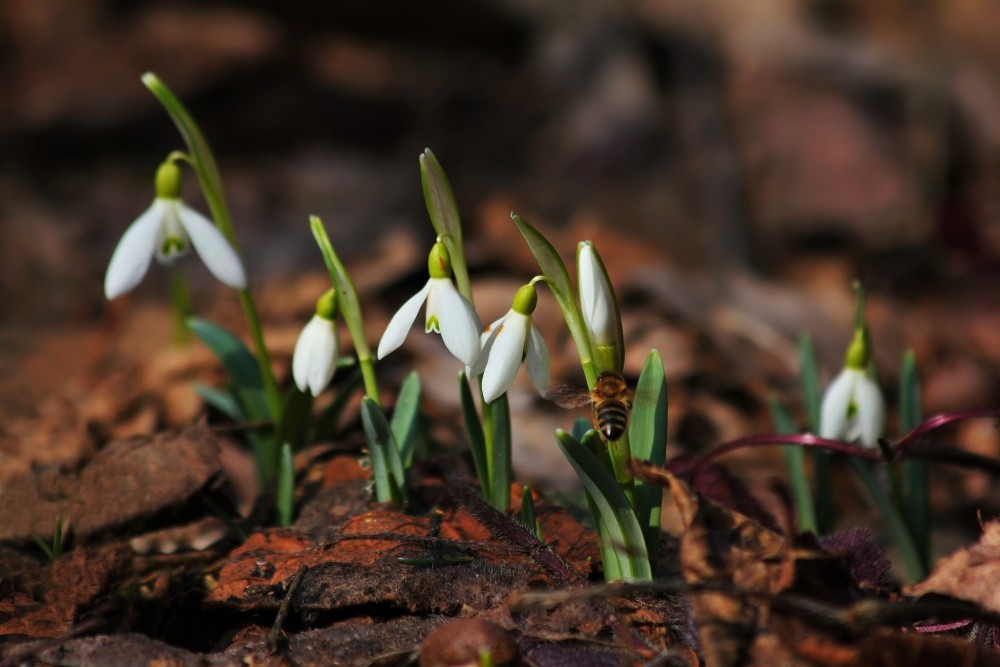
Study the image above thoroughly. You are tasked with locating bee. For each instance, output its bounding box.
[547,371,633,441]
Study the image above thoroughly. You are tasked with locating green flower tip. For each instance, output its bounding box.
[512,283,538,315]
[844,328,869,370]
[141,71,159,88]
[316,288,337,320]
[155,161,182,199]
[427,242,452,279]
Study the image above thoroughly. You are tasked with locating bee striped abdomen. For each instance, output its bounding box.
[594,401,629,441]
[590,371,632,442]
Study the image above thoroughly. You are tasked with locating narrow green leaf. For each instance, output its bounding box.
[573,428,616,581]
[630,351,667,464]
[188,318,261,390]
[193,383,246,422]
[770,395,817,533]
[572,417,592,442]
[361,397,407,505]
[459,372,491,503]
[798,333,822,433]
[899,349,922,432]
[420,149,470,299]
[899,349,929,571]
[511,213,595,387]
[391,371,421,468]
[799,332,831,533]
[309,216,380,404]
[848,458,926,583]
[141,73,232,242]
[488,393,512,511]
[556,430,651,581]
[188,318,270,421]
[277,444,295,526]
[420,149,462,247]
[629,350,668,558]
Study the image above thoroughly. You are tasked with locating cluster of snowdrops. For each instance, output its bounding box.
[103,73,958,584]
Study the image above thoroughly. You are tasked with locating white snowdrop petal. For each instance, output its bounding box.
[820,368,856,440]
[176,203,247,289]
[578,244,614,345]
[104,200,166,299]
[293,315,338,396]
[482,311,528,403]
[433,280,482,366]
[377,282,430,359]
[469,317,503,377]
[855,374,886,448]
[525,324,550,396]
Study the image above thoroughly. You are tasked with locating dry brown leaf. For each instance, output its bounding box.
[908,521,1000,613]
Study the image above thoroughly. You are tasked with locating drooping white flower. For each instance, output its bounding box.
[819,330,885,447]
[473,283,550,403]
[293,290,339,396]
[578,240,618,347]
[377,241,481,366]
[104,161,246,300]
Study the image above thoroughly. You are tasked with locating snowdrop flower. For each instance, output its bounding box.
[578,241,618,347]
[377,241,481,366]
[104,160,246,299]
[473,282,550,403]
[820,329,886,447]
[293,289,339,396]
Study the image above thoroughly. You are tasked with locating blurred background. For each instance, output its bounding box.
[3,0,1000,545]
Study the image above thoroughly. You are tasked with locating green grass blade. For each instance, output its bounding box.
[629,350,668,558]
[511,213,595,387]
[769,395,817,533]
[361,397,406,505]
[277,444,295,526]
[391,371,421,468]
[556,430,651,581]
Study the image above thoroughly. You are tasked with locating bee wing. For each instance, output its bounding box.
[544,383,593,409]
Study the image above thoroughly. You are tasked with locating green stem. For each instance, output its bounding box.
[238,290,282,419]
[608,432,635,508]
[142,72,282,421]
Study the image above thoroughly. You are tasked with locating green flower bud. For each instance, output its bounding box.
[511,284,538,315]
[155,161,182,199]
[427,242,452,279]
[315,288,337,320]
[844,328,869,370]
